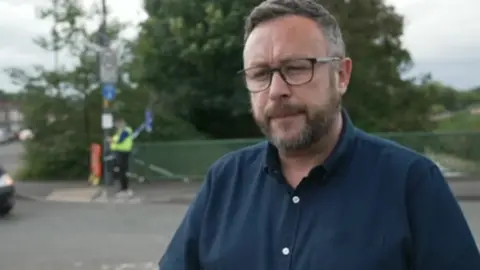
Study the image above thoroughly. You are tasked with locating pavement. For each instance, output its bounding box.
[12,177,480,205]
[2,195,480,269]
[14,180,201,204]
[446,180,480,201]
[3,141,480,204]
[1,142,480,269]
[0,199,187,270]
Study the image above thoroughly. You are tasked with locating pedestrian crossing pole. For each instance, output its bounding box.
[98,0,118,186]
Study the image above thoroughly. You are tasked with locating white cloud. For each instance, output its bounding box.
[387,0,480,89]
[0,0,478,92]
[0,0,146,91]
[390,0,480,59]
[0,1,50,66]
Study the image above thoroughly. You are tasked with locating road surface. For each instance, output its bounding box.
[1,142,479,269]
[0,200,186,270]
[1,199,480,269]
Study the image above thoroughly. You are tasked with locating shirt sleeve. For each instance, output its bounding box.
[158,170,213,270]
[407,159,480,269]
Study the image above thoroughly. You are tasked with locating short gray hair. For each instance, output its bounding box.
[244,0,346,57]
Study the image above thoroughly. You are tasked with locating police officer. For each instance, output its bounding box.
[109,117,134,197]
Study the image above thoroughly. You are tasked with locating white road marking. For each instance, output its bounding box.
[77,261,157,270]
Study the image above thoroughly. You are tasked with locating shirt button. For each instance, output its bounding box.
[292,196,300,204]
[282,247,290,255]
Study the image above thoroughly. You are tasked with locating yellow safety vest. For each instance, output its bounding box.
[110,126,133,152]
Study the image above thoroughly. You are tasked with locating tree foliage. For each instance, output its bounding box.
[7,0,199,180]
[133,0,258,138]
[9,0,480,179]
[421,78,480,114]
[134,0,437,136]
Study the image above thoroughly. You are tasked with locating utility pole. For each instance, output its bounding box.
[98,0,116,186]
[53,0,59,72]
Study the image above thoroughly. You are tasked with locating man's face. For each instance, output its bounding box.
[243,15,352,151]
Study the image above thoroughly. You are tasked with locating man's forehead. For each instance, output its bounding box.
[243,15,328,67]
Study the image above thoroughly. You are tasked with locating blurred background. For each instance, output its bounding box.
[0,0,478,182]
[1,1,479,269]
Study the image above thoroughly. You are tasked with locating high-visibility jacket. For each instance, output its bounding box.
[110,126,133,152]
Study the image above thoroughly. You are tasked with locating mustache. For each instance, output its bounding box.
[264,103,306,119]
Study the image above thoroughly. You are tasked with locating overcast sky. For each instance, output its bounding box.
[0,0,478,92]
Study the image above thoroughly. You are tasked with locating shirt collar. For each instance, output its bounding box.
[263,108,357,176]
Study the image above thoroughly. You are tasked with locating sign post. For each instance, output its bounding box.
[99,47,118,186]
[131,108,153,139]
[145,108,153,133]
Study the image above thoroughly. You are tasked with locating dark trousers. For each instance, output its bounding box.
[114,151,130,191]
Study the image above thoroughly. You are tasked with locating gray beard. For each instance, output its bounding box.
[259,109,338,152]
[254,71,341,152]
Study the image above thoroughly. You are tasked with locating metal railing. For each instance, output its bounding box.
[129,131,480,181]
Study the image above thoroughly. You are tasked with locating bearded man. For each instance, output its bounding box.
[159,0,480,269]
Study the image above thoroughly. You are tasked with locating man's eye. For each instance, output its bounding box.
[285,65,309,71]
[250,70,270,79]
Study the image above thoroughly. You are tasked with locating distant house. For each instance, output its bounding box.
[0,99,23,133]
[468,104,480,115]
[430,103,480,121]
[430,111,453,121]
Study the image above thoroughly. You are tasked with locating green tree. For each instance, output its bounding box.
[5,0,200,180]
[134,0,261,138]
[4,0,111,179]
[134,0,435,138]
[325,0,435,131]
[420,80,462,112]
[457,87,480,109]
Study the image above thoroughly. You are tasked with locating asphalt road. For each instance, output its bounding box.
[1,142,480,269]
[1,199,480,270]
[0,200,187,270]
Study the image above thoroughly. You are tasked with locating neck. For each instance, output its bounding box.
[278,112,343,171]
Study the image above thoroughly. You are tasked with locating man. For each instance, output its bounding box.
[109,117,134,197]
[160,0,480,269]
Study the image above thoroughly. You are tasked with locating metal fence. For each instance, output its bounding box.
[129,131,480,182]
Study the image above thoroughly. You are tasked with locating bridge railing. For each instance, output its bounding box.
[129,131,480,182]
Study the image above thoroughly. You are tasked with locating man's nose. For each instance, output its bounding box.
[268,72,291,100]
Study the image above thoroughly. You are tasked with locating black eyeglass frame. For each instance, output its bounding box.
[238,57,342,93]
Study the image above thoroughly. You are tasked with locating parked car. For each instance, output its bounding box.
[0,129,17,144]
[0,166,15,215]
[0,129,8,143]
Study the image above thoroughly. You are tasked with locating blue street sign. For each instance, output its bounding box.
[102,83,116,101]
[145,109,153,132]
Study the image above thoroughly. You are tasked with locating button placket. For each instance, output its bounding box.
[292,196,300,204]
[278,193,302,269]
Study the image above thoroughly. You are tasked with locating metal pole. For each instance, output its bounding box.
[100,0,112,186]
[53,0,59,72]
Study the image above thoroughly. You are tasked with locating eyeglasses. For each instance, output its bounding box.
[238,57,341,93]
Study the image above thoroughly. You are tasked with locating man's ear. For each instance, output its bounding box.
[337,57,352,95]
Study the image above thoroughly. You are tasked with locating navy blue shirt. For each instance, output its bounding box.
[159,111,480,270]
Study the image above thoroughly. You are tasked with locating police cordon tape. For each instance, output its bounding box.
[89,152,191,186]
[129,158,191,183]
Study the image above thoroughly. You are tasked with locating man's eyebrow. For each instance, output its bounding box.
[279,55,316,62]
[244,61,269,70]
[245,55,314,69]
